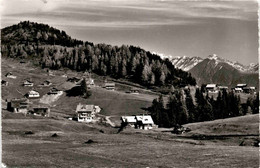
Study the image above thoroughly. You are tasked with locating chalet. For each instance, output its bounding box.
[5,72,17,79]
[26,90,40,98]
[76,104,96,123]
[205,84,218,93]
[32,107,50,117]
[135,115,154,130]
[23,80,34,87]
[121,116,136,128]
[104,82,115,91]
[41,80,52,87]
[7,98,28,113]
[1,80,8,86]
[47,88,63,95]
[234,87,243,93]
[243,87,256,94]
[236,84,247,89]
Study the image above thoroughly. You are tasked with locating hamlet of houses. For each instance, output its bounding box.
[205,83,256,94]
[3,70,103,121]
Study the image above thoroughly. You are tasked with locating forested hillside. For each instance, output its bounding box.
[1,21,196,87]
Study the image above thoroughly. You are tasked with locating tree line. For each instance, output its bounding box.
[150,88,259,127]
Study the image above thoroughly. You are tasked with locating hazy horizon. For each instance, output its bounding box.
[1,0,258,65]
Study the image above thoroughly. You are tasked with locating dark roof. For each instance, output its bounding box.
[10,98,28,108]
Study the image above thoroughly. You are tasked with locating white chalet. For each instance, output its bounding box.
[26,90,40,98]
[76,104,96,123]
[5,72,17,79]
[135,115,154,130]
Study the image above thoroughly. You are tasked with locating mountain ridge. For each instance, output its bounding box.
[1,21,196,88]
[164,54,258,73]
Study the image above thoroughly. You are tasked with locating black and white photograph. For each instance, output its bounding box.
[0,0,259,167]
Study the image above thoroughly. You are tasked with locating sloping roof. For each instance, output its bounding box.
[206,84,217,88]
[135,115,154,124]
[236,84,247,87]
[6,72,13,76]
[105,82,115,87]
[24,80,33,84]
[76,104,94,112]
[218,86,228,89]
[28,90,39,94]
[121,116,136,123]
[11,98,28,108]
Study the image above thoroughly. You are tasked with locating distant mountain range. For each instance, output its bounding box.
[168,54,258,73]
[163,54,258,87]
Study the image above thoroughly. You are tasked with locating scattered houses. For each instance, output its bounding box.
[76,104,96,123]
[23,79,34,87]
[26,90,40,98]
[31,107,50,117]
[7,98,29,113]
[104,82,115,91]
[1,80,8,86]
[5,72,17,79]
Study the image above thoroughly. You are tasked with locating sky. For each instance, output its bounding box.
[0,0,258,65]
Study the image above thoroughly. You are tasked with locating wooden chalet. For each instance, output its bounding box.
[76,104,96,123]
[135,115,154,130]
[31,107,50,117]
[7,98,29,113]
[23,80,34,87]
[5,72,17,79]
